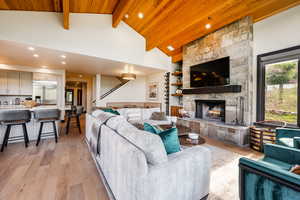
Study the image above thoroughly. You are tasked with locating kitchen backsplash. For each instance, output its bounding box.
[0,95,31,105]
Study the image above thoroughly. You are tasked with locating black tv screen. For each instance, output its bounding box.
[190,57,230,87]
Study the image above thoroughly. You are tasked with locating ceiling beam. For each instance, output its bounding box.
[145,0,239,51]
[136,0,173,32]
[53,0,61,12]
[172,52,182,63]
[140,0,184,35]
[63,0,69,29]
[112,0,135,28]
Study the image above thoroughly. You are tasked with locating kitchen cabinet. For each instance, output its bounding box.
[0,71,8,94]
[0,70,33,95]
[20,72,33,95]
[7,71,20,95]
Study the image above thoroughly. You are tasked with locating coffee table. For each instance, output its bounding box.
[179,134,205,146]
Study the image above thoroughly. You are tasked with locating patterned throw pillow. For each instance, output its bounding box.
[150,112,167,121]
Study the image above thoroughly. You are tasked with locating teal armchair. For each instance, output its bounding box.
[276,128,300,149]
[239,144,300,200]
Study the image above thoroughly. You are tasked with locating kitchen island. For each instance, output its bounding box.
[0,105,70,145]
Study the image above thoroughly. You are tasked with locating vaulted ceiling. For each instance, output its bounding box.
[1,0,300,63]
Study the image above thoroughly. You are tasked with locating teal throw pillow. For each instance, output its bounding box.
[144,122,161,134]
[102,108,120,115]
[144,123,180,154]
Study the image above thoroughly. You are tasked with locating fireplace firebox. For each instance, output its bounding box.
[195,100,225,122]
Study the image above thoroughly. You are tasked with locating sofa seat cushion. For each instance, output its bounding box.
[277,137,294,148]
[261,157,292,171]
[144,123,181,155]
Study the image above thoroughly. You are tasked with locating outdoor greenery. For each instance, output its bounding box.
[265,61,298,124]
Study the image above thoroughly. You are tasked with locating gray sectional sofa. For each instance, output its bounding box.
[85,110,211,200]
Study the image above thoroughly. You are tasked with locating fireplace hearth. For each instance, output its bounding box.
[195,100,225,122]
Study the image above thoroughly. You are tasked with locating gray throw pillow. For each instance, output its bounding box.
[150,112,167,121]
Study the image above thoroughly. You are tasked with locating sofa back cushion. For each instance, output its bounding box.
[107,116,168,165]
[100,125,148,200]
[144,123,181,155]
[116,108,142,122]
[141,108,160,120]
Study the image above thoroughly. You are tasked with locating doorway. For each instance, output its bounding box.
[65,81,87,109]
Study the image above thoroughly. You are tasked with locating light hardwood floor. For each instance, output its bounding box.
[0,117,109,200]
[0,117,262,200]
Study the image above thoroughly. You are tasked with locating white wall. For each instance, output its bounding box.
[0,11,171,71]
[98,76,146,107]
[252,5,300,121]
[146,72,166,111]
[100,75,121,95]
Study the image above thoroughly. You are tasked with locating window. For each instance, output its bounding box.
[257,46,300,126]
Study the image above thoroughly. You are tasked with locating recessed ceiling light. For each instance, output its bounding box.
[28,47,35,51]
[167,45,175,51]
[79,74,83,78]
[124,14,129,19]
[33,54,39,58]
[61,55,66,59]
[41,65,47,68]
[205,23,211,29]
[138,12,144,19]
[61,61,66,65]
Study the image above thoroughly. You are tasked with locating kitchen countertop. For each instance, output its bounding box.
[0,105,71,111]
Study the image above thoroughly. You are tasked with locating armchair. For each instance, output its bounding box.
[239,144,300,200]
[276,128,300,149]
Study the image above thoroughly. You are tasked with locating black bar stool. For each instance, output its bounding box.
[0,110,31,152]
[66,106,84,135]
[34,109,61,146]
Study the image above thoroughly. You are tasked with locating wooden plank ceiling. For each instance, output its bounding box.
[1,0,300,62]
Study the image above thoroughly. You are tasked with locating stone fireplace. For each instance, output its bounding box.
[177,17,254,147]
[195,100,225,122]
[182,16,254,126]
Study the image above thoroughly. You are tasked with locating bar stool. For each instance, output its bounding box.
[66,106,84,135]
[0,110,31,152]
[34,109,61,146]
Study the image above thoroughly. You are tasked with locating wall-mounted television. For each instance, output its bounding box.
[190,57,230,87]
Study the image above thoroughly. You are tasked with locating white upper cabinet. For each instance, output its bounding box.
[20,72,33,95]
[0,70,33,95]
[0,71,8,94]
[7,71,20,95]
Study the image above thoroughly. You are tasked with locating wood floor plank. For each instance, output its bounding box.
[0,116,109,200]
[0,116,261,200]
[68,183,85,200]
